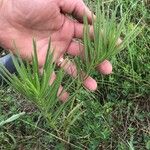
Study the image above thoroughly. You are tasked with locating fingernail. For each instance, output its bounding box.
[83,76,97,91]
[98,60,113,75]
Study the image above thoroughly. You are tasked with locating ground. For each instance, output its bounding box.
[0,0,150,149]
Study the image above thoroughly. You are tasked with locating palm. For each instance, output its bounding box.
[1,0,78,65]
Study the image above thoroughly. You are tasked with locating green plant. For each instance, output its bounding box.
[0,40,82,134]
[0,112,25,127]
[75,1,142,78]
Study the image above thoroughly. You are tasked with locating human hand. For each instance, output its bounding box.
[0,0,112,101]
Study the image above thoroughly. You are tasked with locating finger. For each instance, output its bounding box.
[74,22,93,39]
[59,0,94,23]
[73,22,123,43]
[67,40,84,56]
[97,60,113,75]
[58,85,69,102]
[57,58,97,91]
[49,72,69,102]
[96,38,122,75]
[39,69,69,102]
[67,38,122,57]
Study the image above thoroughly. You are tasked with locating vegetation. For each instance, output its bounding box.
[0,0,150,149]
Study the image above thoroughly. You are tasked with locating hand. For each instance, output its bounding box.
[0,0,112,101]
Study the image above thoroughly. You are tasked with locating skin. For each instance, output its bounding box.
[0,0,112,101]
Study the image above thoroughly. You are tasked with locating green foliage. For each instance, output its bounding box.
[0,112,25,127]
[75,1,142,77]
[146,140,150,150]
[0,40,82,133]
[0,0,149,149]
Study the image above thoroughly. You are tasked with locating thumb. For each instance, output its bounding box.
[59,0,94,23]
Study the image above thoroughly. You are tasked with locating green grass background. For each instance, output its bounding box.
[0,0,150,149]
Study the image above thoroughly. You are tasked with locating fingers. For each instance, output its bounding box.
[67,41,113,75]
[69,36,120,75]
[57,57,97,91]
[59,0,93,23]
[73,21,123,44]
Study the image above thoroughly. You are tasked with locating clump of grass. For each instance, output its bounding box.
[0,40,82,134]
[75,2,142,77]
